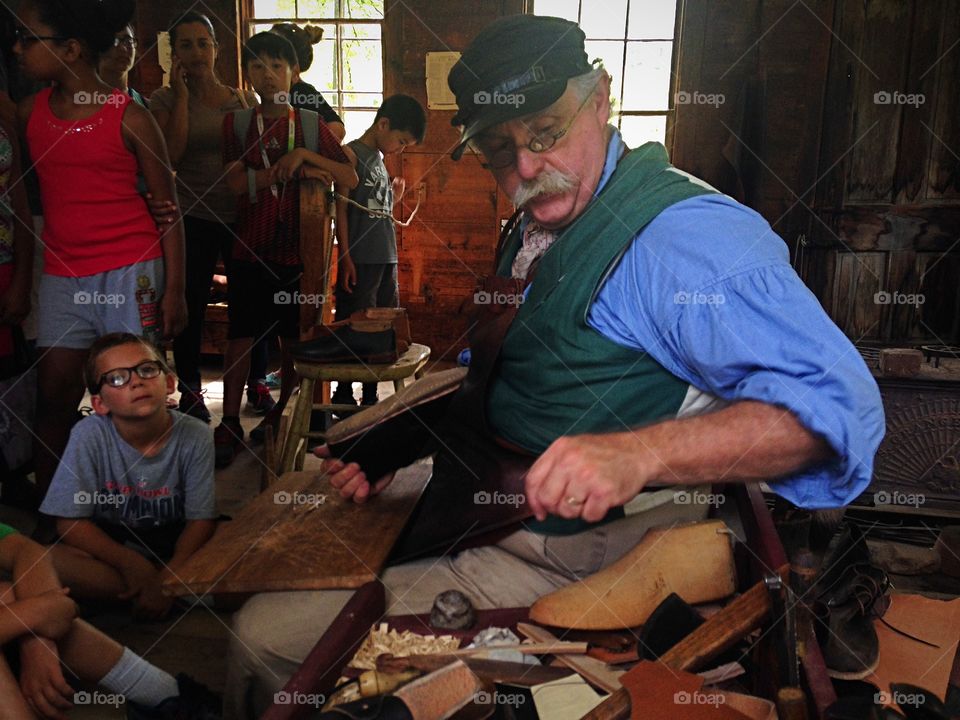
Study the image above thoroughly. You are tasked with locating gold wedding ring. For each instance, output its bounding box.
[565,496,585,506]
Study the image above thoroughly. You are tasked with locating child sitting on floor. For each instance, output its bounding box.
[0,522,220,718]
[41,333,217,620]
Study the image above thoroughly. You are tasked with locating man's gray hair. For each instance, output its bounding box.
[569,65,611,110]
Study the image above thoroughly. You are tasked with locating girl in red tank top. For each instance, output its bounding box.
[14,0,188,499]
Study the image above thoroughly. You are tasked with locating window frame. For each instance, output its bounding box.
[529,0,685,153]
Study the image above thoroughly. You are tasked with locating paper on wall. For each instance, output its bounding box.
[425,51,460,110]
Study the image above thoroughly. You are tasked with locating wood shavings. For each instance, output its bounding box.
[349,623,460,670]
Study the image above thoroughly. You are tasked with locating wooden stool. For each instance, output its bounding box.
[277,343,431,474]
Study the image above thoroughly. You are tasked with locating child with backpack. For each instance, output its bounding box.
[214,31,357,468]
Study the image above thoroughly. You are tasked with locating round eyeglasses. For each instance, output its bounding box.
[471,79,601,170]
[114,36,138,50]
[97,361,164,392]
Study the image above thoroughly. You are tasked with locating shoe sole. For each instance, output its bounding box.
[825,657,880,680]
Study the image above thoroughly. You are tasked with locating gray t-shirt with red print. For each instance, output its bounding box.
[41,411,215,529]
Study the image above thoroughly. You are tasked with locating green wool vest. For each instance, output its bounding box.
[487,141,717,533]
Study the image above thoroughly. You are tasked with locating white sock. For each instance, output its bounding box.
[100,647,179,707]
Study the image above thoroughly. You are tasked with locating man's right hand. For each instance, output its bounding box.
[313,445,393,503]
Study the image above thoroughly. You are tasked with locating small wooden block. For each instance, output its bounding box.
[163,464,431,596]
[879,348,922,377]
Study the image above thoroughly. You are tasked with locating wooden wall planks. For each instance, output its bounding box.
[383,0,523,360]
[128,0,958,349]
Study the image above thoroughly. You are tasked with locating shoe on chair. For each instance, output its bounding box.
[291,326,397,364]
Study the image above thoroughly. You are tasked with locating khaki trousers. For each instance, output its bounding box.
[224,488,709,718]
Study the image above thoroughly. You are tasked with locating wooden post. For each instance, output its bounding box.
[299,180,335,407]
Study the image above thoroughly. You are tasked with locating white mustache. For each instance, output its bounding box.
[511,170,577,207]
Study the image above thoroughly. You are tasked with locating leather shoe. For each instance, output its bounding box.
[815,563,889,679]
[292,326,398,364]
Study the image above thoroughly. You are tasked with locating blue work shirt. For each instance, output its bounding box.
[569,128,884,509]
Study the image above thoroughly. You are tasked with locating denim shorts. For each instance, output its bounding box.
[37,258,165,349]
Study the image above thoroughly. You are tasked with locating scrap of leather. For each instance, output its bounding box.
[394,659,483,720]
[619,661,752,720]
[529,520,737,630]
[325,368,466,483]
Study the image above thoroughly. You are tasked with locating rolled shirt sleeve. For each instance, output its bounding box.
[588,194,885,509]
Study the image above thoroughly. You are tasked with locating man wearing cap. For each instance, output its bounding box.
[224,15,883,716]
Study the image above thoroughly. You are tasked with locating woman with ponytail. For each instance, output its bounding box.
[271,23,346,140]
[14,0,187,502]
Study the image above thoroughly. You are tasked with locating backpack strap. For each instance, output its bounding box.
[231,108,258,203]
[300,107,320,153]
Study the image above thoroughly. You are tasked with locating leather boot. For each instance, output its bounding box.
[815,563,889,679]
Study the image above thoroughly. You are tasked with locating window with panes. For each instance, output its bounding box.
[533,0,680,150]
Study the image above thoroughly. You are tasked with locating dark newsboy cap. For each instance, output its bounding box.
[448,15,592,160]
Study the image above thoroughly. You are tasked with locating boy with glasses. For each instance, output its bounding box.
[40,332,217,620]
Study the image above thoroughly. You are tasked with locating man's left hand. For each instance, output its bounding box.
[525,433,660,523]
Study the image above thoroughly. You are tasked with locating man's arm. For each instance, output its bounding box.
[524,401,832,522]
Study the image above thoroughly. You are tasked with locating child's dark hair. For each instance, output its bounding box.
[242,31,298,69]
[34,0,135,61]
[270,23,323,72]
[375,95,427,143]
[168,11,216,46]
[84,333,170,394]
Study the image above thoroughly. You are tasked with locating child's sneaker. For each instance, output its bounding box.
[246,381,276,415]
[125,673,222,719]
[213,418,244,469]
[178,388,211,424]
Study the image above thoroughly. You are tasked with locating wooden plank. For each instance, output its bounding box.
[831,251,884,339]
[813,0,864,215]
[516,623,625,694]
[916,252,960,341]
[398,153,500,226]
[845,0,912,204]
[895,0,941,205]
[299,179,335,332]
[926,3,960,201]
[162,464,431,596]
